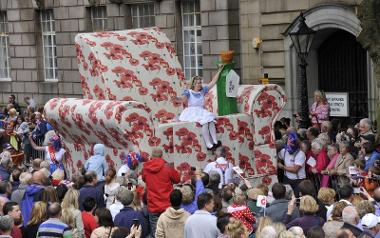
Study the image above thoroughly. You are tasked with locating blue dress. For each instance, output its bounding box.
[179,86,215,125]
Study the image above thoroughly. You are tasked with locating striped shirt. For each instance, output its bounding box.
[37,218,72,238]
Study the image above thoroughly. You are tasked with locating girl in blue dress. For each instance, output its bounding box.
[179,66,224,150]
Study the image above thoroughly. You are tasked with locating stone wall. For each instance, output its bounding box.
[201,0,240,81]
[0,0,241,106]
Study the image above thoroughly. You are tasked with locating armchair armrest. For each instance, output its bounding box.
[237,84,287,145]
[44,98,155,156]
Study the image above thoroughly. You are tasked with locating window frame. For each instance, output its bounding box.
[40,9,58,82]
[0,11,10,81]
[90,6,107,32]
[181,0,202,80]
[130,2,155,29]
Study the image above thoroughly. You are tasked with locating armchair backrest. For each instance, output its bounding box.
[75,27,185,125]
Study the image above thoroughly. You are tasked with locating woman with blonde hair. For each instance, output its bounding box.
[178,67,224,150]
[310,90,330,128]
[62,188,84,238]
[317,187,336,210]
[288,226,305,238]
[223,218,249,238]
[285,195,325,234]
[22,201,47,238]
[255,216,273,238]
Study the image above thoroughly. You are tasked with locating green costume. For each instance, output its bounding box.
[216,62,238,116]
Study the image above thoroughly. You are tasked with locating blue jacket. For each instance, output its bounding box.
[181,180,205,214]
[21,184,44,226]
[79,185,105,211]
[85,144,108,181]
[114,207,150,238]
[0,166,10,181]
[365,149,380,172]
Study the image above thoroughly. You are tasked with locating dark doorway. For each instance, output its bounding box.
[318,30,368,127]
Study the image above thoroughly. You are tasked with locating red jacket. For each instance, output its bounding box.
[142,157,180,213]
[308,149,329,173]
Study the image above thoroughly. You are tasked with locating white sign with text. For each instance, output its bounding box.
[325,92,349,117]
[226,70,240,97]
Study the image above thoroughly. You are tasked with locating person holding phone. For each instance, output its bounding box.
[114,187,149,238]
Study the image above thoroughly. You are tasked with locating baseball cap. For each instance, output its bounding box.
[361,213,380,229]
[2,143,12,150]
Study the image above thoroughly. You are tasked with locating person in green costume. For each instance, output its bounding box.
[216,61,238,116]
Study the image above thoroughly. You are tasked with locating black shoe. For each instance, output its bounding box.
[212,141,222,150]
[207,146,214,151]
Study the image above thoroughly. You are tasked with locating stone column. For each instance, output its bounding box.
[357,0,380,136]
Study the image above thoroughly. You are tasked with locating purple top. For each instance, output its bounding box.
[285,214,325,234]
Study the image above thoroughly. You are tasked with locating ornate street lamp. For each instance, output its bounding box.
[289,12,316,129]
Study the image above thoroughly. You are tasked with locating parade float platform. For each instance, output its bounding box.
[44,28,286,186]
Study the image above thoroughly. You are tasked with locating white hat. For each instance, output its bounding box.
[361,213,380,229]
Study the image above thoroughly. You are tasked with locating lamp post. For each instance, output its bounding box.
[289,12,316,129]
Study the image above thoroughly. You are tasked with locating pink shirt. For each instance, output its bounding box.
[310,102,330,124]
[320,153,340,187]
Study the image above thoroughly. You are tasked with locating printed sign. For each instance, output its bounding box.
[307,157,317,167]
[349,166,358,175]
[226,70,240,97]
[256,195,267,208]
[325,92,349,117]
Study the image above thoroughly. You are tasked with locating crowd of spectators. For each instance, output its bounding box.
[0,91,379,238]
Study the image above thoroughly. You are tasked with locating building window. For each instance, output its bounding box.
[130,3,155,28]
[181,0,202,80]
[0,11,10,80]
[41,10,57,81]
[91,6,107,31]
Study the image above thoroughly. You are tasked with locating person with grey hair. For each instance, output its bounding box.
[0,153,11,181]
[359,118,374,136]
[318,121,332,146]
[341,206,369,238]
[0,215,14,237]
[114,186,149,237]
[326,141,354,187]
[205,171,221,195]
[203,146,234,189]
[11,172,32,205]
[39,161,50,172]
[309,140,329,190]
[109,187,125,220]
[284,184,294,200]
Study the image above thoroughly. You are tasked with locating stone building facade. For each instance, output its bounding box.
[0,0,240,106]
[239,0,378,123]
[0,0,378,123]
